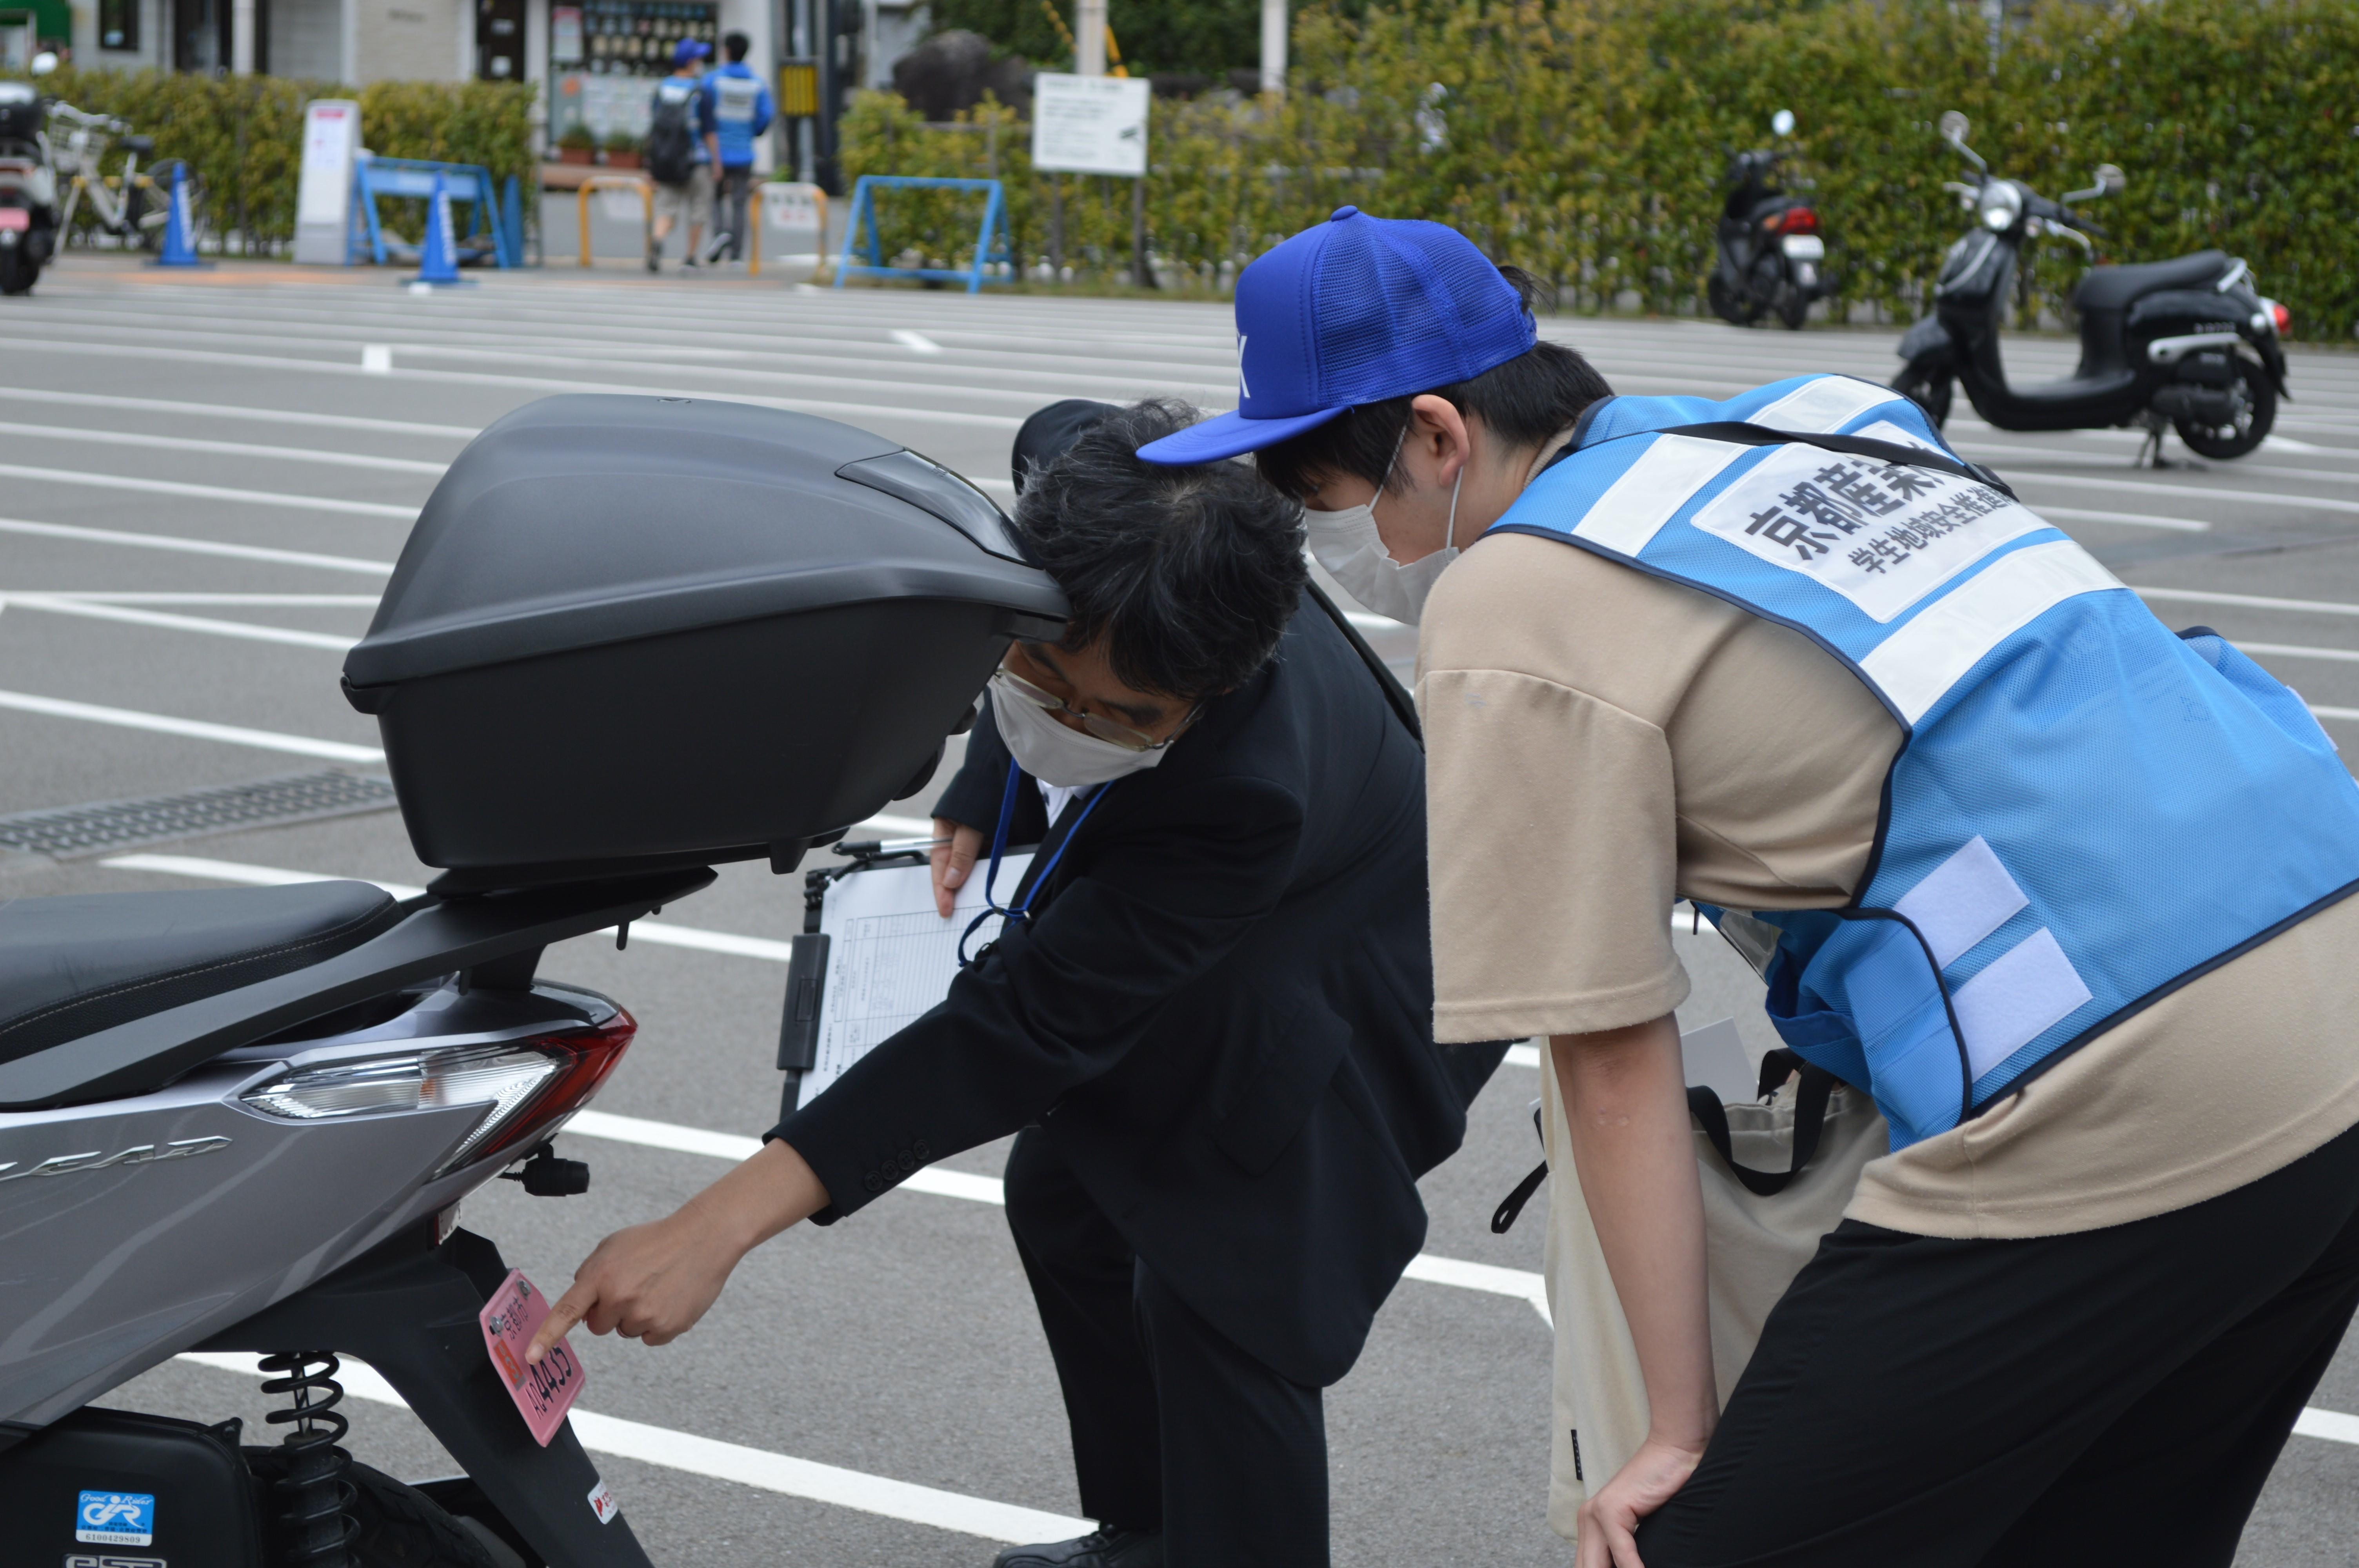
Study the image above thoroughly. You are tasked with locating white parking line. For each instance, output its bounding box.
[0,594,358,650]
[2014,469,2359,518]
[0,385,476,438]
[2134,586,2359,617]
[0,690,385,762]
[173,1351,1091,1543]
[2237,642,2359,664]
[2037,506,2208,534]
[0,423,452,474]
[0,517,395,575]
[891,329,945,354]
[0,462,419,519]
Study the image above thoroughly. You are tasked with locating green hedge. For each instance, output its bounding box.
[842,0,2359,340]
[10,68,534,253]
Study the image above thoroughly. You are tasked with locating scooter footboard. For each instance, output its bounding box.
[200,1227,652,1568]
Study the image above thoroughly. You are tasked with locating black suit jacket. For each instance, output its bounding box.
[772,594,1501,1386]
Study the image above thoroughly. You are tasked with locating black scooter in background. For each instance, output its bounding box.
[1709,109,1830,330]
[1892,110,2292,466]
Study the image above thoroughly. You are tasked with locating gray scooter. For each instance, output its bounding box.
[0,393,1067,1566]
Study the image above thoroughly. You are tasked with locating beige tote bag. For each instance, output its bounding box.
[1531,1031,1890,1540]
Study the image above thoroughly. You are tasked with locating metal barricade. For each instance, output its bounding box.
[575,174,653,269]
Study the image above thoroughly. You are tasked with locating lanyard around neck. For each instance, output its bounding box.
[957,757,1113,967]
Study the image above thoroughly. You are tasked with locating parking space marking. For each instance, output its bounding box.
[0,385,478,437]
[0,424,452,474]
[173,1351,1093,1543]
[0,594,358,650]
[892,330,945,354]
[2237,642,2359,664]
[0,461,419,519]
[2013,470,2359,518]
[0,690,384,762]
[2036,506,2208,533]
[2134,586,2359,618]
[0,517,395,575]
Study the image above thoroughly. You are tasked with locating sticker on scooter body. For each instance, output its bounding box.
[587,1478,620,1524]
[479,1269,585,1446]
[74,1492,154,1545]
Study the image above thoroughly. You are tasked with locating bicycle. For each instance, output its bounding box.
[48,102,189,251]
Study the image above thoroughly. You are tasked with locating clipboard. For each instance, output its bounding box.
[775,838,1033,1117]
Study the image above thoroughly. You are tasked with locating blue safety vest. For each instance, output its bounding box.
[1491,374,2359,1149]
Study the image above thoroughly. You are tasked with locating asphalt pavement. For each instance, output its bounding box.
[4,255,2357,1566]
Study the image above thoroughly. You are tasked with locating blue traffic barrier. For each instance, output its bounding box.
[151,163,206,269]
[833,176,1011,294]
[351,156,514,270]
[406,171,471,287]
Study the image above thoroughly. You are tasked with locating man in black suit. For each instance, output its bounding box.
[531,400,1501,1568]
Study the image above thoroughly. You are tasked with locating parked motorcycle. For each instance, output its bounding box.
[0,395,1064,1567]
[1708,108,1830,330]
[0,64,58,296]
[1892,110,2291,465]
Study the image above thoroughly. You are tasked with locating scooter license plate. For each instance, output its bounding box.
[479,1269,586,1446]
[0,209,28,232]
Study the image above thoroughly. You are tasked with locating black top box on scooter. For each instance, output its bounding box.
[0,82,42,144]
[342,394,1067,890]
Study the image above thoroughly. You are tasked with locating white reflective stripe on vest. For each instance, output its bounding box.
[1861,541,2125,724]
[1748,374,1904,433]
[1570,436,1747,556]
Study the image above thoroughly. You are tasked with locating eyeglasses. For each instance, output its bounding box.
[992,666,1193,753]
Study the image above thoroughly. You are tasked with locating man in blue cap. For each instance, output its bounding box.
[700,30,774,262]
[1142,208,2359,1567]
[645,37,713,271]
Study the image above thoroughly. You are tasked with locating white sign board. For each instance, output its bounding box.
[293,100,360,265]
[1030,73,1150,177]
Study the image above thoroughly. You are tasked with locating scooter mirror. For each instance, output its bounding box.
[2095,163,2126,197]
[29,49,58,74]
[1771,108,1796,138]
[1938,110,1970,145]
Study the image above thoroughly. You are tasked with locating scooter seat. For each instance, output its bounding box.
[0,883,400,1067]
[2072,251,2229,314]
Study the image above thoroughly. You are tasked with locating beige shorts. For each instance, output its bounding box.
[653,164,714,226]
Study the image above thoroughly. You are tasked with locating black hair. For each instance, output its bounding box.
[1254,266,1615,499]
[1015,399,1309,701]
[723,30,749,60]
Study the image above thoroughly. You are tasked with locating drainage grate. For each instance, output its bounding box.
[0,770,402,859]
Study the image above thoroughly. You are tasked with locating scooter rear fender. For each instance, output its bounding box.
[200,1225,653,1568]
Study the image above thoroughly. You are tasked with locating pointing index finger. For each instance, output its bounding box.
[526,1281,594,1365]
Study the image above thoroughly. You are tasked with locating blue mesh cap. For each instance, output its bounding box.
[1137,206,1538,465]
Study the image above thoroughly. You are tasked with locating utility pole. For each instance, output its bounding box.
[1259,0,1285,96]
[1075,0,1105,76]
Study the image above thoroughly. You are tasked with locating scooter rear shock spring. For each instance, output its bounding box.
[259,1349,358,1568]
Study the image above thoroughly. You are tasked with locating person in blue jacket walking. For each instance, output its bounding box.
[700,31,773,263]
[1139,206,2359,1568]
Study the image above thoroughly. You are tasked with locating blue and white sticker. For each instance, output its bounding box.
[76,1491,155,1546]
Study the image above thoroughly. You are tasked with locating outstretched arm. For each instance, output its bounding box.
[1555,1014,1715,1568]
[527,1137,829,1364]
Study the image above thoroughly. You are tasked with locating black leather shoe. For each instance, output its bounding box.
[992,1527,1164,1568]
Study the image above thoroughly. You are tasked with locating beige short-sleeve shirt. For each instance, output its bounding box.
[1419,529,2359,1238]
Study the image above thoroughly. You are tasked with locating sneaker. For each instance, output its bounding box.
[701,230,733,265]
[645,251,660,272]
[992,1528,1163,1568]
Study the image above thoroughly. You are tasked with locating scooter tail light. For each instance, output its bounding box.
[1776,207,1819,236]
[2271,301,2292,336]
[238,1008,638,1178]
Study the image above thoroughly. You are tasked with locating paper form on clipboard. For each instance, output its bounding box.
[796,851,1034,1104]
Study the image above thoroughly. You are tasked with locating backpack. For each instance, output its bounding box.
[647,84,698,185]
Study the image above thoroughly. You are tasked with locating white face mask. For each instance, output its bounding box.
[989,671,1178,788]
[1301,439,1465,626]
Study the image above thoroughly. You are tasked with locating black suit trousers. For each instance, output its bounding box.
[1004,1129,1329,1567]
[1635,1115,2359,1568]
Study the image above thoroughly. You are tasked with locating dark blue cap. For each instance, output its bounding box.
[674,36,712,65]
[1137,206,1536,465]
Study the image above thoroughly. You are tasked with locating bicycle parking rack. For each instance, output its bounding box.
[832,175,1010,293]
[350,157,519,269]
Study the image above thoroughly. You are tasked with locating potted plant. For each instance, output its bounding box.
[555,125,596,165]
[603,131,644,171]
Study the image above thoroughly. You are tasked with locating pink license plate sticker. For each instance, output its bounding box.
[479,1269,585,1446]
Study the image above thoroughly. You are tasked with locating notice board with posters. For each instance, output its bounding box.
[1030,73,1150,177]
